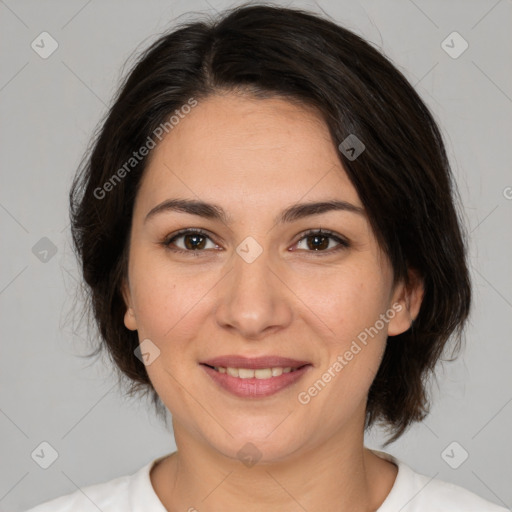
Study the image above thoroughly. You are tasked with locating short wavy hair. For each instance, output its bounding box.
[69,3,471,444]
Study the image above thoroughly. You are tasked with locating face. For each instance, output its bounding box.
[122,93,421,463]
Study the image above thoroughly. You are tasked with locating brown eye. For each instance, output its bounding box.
[164,229,219,253]
[294,229,350,253]
[181,233,207,250]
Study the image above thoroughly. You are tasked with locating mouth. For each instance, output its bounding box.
[199,355,312,398]
[201,364,308,379]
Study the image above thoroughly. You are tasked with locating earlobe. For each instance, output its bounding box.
[124,309,137,331]
[387,268,424,337]
[121,279,138,331]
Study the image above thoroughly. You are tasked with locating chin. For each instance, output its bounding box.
[202,425,308,466]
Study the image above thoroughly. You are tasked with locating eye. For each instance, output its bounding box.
[162,227,350,256]
[292,228,350,254]
[163,228,220,255]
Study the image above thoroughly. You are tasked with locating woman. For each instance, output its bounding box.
[25,3,508,511]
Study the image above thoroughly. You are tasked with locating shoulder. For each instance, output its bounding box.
[22,458,165,512]
[397,464,509,511]
[372,449,509,512]
[22,473,133,512]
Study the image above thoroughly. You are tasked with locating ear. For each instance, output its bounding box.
[387,267,424,337]
[121,278,138,331]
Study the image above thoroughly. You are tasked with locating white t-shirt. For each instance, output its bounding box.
[23,449,508,511]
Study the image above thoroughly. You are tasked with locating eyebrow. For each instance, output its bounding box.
[144,198,365,225]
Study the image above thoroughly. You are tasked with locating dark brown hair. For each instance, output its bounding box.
[69,3,471,444]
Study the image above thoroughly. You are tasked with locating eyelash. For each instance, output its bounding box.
[161,228,350,257]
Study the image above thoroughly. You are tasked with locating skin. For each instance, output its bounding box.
[122,92,424,512]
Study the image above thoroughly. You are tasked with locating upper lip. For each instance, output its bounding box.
[200,355,311,369]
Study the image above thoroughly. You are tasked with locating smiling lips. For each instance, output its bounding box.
[200,355,312,398]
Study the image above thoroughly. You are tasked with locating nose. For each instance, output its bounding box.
[214,242,293,340]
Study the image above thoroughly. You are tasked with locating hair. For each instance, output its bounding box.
[69,2,471,445]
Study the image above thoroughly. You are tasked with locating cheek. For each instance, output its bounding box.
[128,256,213,415]
[129,247,205,336]
[298,265,390,395]
[128,250,224,377]
[293,260,390,342]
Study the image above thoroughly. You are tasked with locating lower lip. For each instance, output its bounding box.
[200,364,312,398]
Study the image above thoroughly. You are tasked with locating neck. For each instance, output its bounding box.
[151,419,397,512]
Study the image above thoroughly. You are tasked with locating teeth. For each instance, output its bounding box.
[239,368,262,379]
[213,366,297,379]
[227,367,239,377]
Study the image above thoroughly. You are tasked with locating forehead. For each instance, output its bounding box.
[135,93,362,215]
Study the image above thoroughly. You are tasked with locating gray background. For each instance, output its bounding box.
[1,0,511,510]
